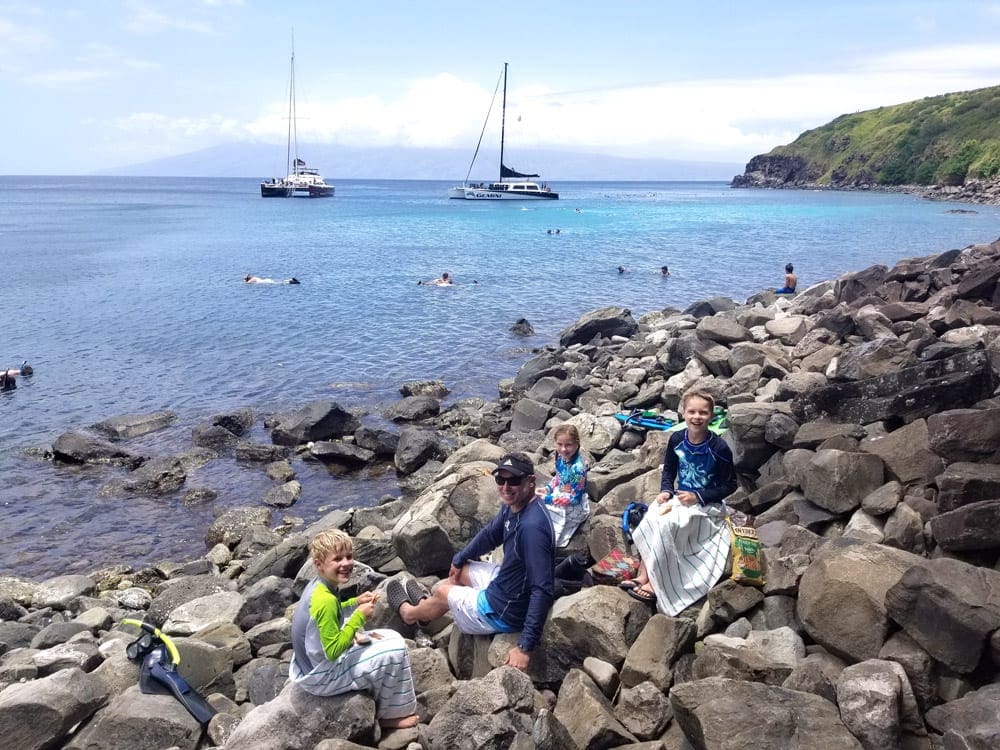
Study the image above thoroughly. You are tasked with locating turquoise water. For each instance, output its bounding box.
[2,176,998,577]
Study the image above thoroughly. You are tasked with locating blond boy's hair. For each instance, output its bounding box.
[681,389,716,413]
[311,529,353,564]
[553,423,580,443]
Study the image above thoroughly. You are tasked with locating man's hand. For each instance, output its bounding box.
[504,646,531,671]
[448,564,462,584]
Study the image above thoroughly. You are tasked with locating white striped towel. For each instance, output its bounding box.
[632,501,730,616]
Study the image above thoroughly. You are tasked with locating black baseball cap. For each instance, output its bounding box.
[492,453,534,478]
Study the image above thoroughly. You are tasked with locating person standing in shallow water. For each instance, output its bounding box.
[776,263,797,294]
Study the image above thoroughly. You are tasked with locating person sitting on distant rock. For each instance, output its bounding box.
[775,263,797,294]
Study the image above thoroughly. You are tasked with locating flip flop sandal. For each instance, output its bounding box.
[618,580,639,591]
[627,585,657,604]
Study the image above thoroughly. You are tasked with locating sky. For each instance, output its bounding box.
[2,0,1000,175]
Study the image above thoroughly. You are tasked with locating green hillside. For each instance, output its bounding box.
[763,84,1000,186]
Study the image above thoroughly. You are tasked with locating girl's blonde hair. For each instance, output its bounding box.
[311,529,353,564]
[553,423,580,444]
[681,389,716,413]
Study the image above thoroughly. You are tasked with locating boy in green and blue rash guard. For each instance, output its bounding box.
[289,529,418,729]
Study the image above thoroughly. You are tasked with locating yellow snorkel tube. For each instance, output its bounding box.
[122,618,182,666]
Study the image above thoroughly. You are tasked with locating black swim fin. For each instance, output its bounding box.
[147,659,217,725]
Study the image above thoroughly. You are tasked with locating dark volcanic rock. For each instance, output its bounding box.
[90,410,177,440]
[270,399,360,446]
[559,306,638,347]
[384,395,440,422]
[929,500,1000,551]
[885,557,1000,673]
[793,350,996,424]
[52,431,144,468]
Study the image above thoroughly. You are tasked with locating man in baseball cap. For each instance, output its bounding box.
[389,451,555,671]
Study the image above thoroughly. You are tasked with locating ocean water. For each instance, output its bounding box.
[2,176,999,579]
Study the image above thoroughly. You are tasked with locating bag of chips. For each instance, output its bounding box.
[726,518,765,587]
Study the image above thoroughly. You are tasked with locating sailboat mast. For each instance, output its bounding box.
[291,48,299,176]
[285,50,294,176]
[499,62,507,183]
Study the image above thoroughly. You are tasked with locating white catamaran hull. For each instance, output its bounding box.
[449,184,558,200]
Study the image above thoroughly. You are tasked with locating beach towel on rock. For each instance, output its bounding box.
[632,501,730,615]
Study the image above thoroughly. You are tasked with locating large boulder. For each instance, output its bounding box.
[930,500,1000,552]
[394,427,444,476]
[925,683,1000,750]
[559,307,638,347]
[797,540,922,662]
[552,669,637,749]
[725,402,791,471]
[859,419,945,485]
[885,557,1000,673]
[385,395,440,422]
[65,684,201,750]
[508,586,652,683]
[0,668,109,750]
[90,410,177,439]
[692,627,805,686]
[793,350,996,424]
[935,462,1000,512]
[270,400,360,446]
[669,676,863,749]
[836,659,923,750]
[927,407,1000,462]
[224,682,375,749]
[564,413,623,459]
[51,431,144,468]
[802,450,884,514]
[425,667,538,750]
[391,464,500,576]
[620,614,696,690]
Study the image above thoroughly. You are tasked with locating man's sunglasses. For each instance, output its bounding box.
[494,474,525,486]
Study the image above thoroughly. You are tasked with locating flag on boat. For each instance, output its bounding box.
[295,158,306,166]
[501,164,539,179]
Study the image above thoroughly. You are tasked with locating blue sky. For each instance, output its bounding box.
[2,0,1000,174]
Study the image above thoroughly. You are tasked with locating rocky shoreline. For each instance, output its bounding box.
[732,155,1000,206]
[3,237,1000,749]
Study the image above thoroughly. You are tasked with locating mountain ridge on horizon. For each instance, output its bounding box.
[94,142,743,181]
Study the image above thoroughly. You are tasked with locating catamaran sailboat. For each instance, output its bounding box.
[449,63,558,200]
[260,48,334,198]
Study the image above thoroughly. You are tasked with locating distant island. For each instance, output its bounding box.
[98,143,742,182]
[733,84,1000,204]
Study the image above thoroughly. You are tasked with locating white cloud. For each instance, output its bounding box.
[124,2,213,34]
[27,67,111,84]
[97,41,1000,164]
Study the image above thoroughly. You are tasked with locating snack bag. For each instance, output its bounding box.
[727,518,765,587]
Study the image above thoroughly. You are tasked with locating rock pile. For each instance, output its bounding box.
[4,238,1000,748]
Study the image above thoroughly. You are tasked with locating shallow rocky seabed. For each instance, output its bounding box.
[2,237,1000,749]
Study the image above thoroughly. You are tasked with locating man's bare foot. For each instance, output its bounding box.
[379,714,420,729]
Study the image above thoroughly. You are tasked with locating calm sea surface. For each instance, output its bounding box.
[2,176,999,579]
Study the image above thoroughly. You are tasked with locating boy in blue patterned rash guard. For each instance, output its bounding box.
[390,452,555,671]
[622,389,737,614]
